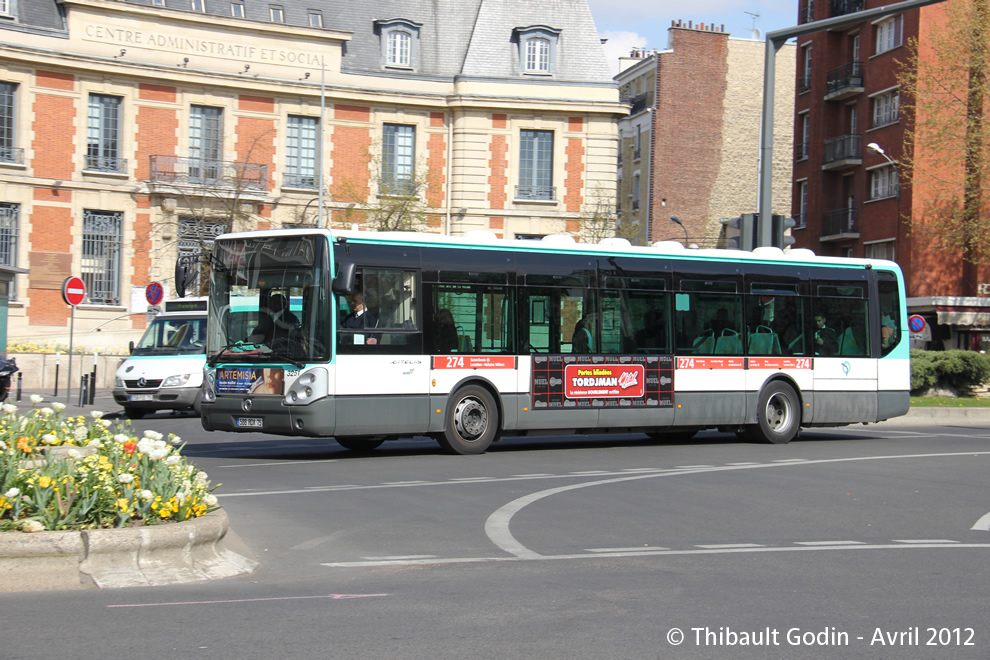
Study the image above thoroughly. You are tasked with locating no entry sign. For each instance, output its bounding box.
[62,276,86,306]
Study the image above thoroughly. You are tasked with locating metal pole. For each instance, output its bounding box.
[54,352,59,397]
[89,352,97,405]
[66,308,74,405]
[318,64,325,229]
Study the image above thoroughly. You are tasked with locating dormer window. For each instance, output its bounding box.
[515,26,560,76]
[376,19,421,70]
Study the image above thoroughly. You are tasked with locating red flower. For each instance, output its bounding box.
[123,440,137,455]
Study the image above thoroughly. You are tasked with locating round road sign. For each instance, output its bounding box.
[908,315,926,334]
[146,281,164,306]
[62,276,86,306]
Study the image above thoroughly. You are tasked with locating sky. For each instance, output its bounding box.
[588,0,798,74]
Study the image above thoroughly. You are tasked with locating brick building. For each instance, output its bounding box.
[0,0,624,349]
[791,0,990,350]
[615,23,795,246]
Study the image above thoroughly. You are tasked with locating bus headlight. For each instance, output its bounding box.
[202,369,216,403]
[284,367,328,406]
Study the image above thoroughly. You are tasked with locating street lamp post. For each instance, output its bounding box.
[867,142,901,261]
[670,216,688,246]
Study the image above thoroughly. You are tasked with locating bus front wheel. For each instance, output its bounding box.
[438,385,499,455]
[753,381,800,444]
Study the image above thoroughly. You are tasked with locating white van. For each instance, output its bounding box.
[113,298,208,419]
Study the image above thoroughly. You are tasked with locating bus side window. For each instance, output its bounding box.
[877,273,901,356]
[429,283,514,354]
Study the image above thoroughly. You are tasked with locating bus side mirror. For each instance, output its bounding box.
[332,261,356,295]
[175,258,189,298]
[129,340,135,355]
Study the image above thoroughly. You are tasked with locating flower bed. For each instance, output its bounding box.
[0,396,218,532]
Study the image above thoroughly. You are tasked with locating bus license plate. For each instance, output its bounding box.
[129,394,153,402]
[236,417,263,428]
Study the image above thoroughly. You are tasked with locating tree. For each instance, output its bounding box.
[898,0,990,264]
[579,183,620,243]
[152,130,276,296]
[332,140,439,232]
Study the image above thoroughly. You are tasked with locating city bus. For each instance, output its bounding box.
[190,228,909,454]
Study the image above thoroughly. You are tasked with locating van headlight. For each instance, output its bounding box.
[162,374,192,388]
[284,367,328,406]
[115,376,124,388]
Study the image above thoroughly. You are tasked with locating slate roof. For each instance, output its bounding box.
[13,0,613,85]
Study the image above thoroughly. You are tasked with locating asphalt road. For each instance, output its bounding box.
[3,417,989,660]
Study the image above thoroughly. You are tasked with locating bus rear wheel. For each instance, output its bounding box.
[438,385,499,455]
[752,381,800,444]
[335,436,386,452]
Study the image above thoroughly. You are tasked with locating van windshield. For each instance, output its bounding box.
[132,316,207,356]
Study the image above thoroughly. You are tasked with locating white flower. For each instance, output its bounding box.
[73,427,88,442]
[99,419,111,428]
[139,490,153,501]
[90,410,104,419]
[203,493,218,507]
[67,448,81,459]
[39,407,53,416]
[2,403,17,414]
[164,455,181,466]
[41,434,58,444]
[169,434,182,445]
[4,487,20,498]
[117,474,134,484]
[20,519,44,533]
[0,440,6,450]
[194,470,209,485]
[87,439,102,448]
[114,434,130,444]
[142,430,164,441]
[175,491,186,504]
[29,394,43,404]
[52,402,66,413]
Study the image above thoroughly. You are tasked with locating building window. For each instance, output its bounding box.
[870,166,899,200]
[797,113,810,160]
[230,2,244,17]
[0,82,15,164]
[377,19,421,70]
[269,5,283,22]
[517,129,554,200]
[382,124,415,195]
[285,115,318,189]
[634,129,642,160]
[875,15,903,55]
[0,0,10,14]
[151,0,165,6]
[797,180,808,228]
[191,0,204,12]
[86,94,122,172]
[865,240,895,261]
[799,45,812,93]
[516,26,560,76]
[178,217,227,295]
[0,203,18,300]
[308,10,323,28]
[189,105,222,182]
[82,210,122,305]
[872,90,899,127]
[632,174,640,211]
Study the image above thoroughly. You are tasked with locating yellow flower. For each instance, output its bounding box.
[37,476,52,489]
[116,498,130,511]
[159,509,170,519]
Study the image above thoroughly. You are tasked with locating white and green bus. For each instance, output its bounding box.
[193,228,909,454]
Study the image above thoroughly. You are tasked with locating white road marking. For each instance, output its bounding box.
[971,511,990,531]
[218,459,339,468]
[586,547,666,553]
[322,542,990,569]
[771,458,808,463]
[675,465,714,469]
[892,539,959,544]
[360,555,437,561]
[483,450,990,560]
[450,476,496,481]
[571,470,611,475]
[726,462,760,466]
[618,468,665,472]
[794,540,865,546]
[291,535,337,551]
[696,543,764,549]
[381,481,429,485]
[512,473,554,477]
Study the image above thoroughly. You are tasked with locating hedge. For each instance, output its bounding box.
[910,349,990,395]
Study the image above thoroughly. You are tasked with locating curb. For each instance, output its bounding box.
[878,407,990,426]
[0,509,258,592]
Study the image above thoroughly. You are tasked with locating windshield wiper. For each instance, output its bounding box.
[265,349,305,369]
[207,341,265,367]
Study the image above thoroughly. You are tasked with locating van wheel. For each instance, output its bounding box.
[124,407,146,420]
[437,385,498,455]
[753,381,800,444]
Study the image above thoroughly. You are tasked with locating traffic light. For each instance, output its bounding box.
[771,214,797,249]
[723,213,756,251]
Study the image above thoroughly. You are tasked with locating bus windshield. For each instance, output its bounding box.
[133,316,206,356]
[206,233,331,365]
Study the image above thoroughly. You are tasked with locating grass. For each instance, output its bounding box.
[910,396,990,407]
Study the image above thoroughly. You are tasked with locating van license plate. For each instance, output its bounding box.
[129,394,153,402]
[236,417,263,428]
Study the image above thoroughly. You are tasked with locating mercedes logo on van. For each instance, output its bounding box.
[137,377,147,387]
[242,398,253,412]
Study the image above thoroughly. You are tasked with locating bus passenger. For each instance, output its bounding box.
[814,313,838,356]
[572,317,593,353]
[434,309,458,353]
